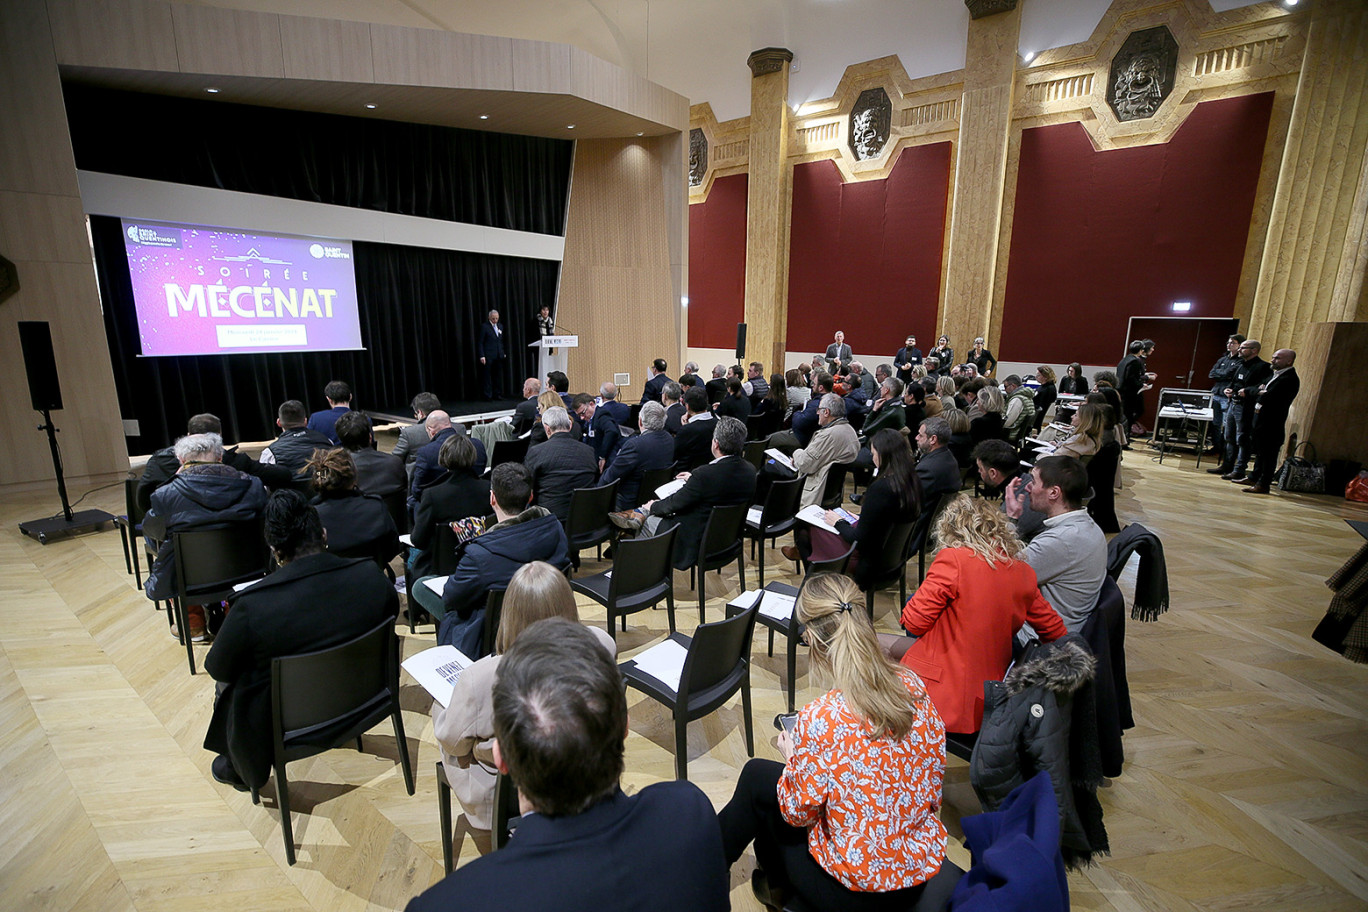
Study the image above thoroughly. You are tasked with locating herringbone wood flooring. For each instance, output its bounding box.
[3,450,1367,911]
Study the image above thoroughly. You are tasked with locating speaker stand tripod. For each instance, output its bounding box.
[18,410,115,544]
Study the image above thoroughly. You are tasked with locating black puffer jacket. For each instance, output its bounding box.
[144,464,268,600]
[970,636,1108,869]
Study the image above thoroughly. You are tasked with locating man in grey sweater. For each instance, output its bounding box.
[1005,455,1107,638]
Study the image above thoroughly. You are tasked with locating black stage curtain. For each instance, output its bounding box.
[92,215,559,453]
[64,84,572,235]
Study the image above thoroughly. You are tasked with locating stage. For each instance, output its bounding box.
[366,396,520,431]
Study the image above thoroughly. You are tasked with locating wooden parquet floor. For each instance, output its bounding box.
[3,450,1368,911]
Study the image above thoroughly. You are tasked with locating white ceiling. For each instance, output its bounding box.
[178,0,1268,122]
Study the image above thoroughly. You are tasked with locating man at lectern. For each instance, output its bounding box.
[479,309,507,400]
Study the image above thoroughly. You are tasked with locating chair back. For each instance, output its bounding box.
[566,480,619,551]
[636,467,675,507]
[479,588,506,659]
[432,522,465,575]
[907,491,945,555]
[743,439,768,472]
[123,476,147,527]
[699,503,748,572]
[492,771,522,850]
[490,437,530,469]
[819,462,850,510]
[807,542,855,576]
[381,490,410,535]
[679,604,758,696]
[608,526,678,604]
[172,520,270,601]
[758,477,803,530]
[869,520,917,579]
[271,619,397,755]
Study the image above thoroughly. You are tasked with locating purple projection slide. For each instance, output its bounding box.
[122,219,364,357]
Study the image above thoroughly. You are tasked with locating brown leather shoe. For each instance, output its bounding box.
[1243,486,1270,494]
[780,545,801,563]
[609,509,644,531]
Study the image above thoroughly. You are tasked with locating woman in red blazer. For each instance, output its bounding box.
[881,495,1065,734]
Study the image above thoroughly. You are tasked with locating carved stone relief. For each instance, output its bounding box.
[688,128,708,188]
[1108,26,1179,122]
[849,87,892,161]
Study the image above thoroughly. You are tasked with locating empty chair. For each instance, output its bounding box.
[114,475,152,589]
[907,492,947,583]
[860,520,918,619]
[730,582,805,713]
[621,604,758,779]
[255,618,415,865]
[171,521,271,674]
[489,437,530,470]
[571,526,678,643]
[744,477,804,588]
[692,502,748,624]
[565,480,619,568]
[743,439,769,474]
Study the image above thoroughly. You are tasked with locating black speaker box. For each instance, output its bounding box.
[735,322,747,361]
[18,321,63,411]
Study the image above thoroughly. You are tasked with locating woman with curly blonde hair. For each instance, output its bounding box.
[719,573,955,911]
[882,495,1065,734]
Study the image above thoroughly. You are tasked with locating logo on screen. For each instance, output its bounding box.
[308,244,351,260]
[126,225,183,248]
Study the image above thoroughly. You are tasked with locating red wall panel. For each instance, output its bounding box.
[785,143,952,358]
[687,173,748,349]
[999,92,1274,366]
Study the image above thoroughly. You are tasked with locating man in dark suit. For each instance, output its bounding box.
[408,411,486,511]
[641,358,670,404]
[1243,349,1299,494]
[612,416,757,571]
[335,411,406,498]
[672,388,717,471]
[597,382,632,427]
[914,416,961,502]
[511,378,542,434]
[204,490,398,791]
[704,364,729,406]
[768,373,834,452]
[662,381,686,434]
[478,309,507,400]
[825,330,852,371]
[895,335,923,383]
[601,401,675,509]
[523,406,599,522]
[306,380,353,444]
[573,393,622,472]
[405,619,729,912]
[1210,339,1273,480]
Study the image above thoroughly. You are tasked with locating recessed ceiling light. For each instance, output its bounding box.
[479,114,489,120]
[364,103,377,109]
[567,124,576,130]
[1021,51,1036,65]
[205,87,220,94]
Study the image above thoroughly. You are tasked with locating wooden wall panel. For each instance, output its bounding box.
[46,0,179,72]
[557,138,680,401]
[1288,322,1368,467]
[169,4,286,79]
[278,15,375,84]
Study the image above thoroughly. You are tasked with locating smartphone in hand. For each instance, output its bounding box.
[774,712,798,735]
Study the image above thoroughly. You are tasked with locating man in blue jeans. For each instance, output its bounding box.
[1206,333,1244,455]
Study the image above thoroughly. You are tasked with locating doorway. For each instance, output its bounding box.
[1125,316,1240,430]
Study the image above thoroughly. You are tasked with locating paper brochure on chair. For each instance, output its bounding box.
[630,639,688,692]
[402,645,474,708]
[730,589,796,623]
[764,449,795,471]
[796,504,856,534]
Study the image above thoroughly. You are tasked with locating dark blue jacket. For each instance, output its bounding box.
[144,464,269,600]
[479,321,506,361]
[409,427,487,510]
[599,399,631,427]
[584,409,622,465]
[790,397,823,447]
[641,372,669,404]
[307,405,351,444]
[601,429,675,509]
[950,772,1068,912]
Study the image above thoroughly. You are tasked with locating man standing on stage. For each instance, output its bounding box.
[479,309,507,400]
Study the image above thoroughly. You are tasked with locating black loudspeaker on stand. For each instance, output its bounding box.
[735,322,747,364]
[16,321,115,544]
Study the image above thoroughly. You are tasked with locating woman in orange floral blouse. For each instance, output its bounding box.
[717,574,958,911]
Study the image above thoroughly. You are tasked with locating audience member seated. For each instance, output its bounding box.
[596,382,631,427]
[786,369,811,412]
[1059,362,1089,395]
[546,370,573,408]
[431,561,616,830]
[528,389,581,446]
[791,394,860,509]
[1051,402,1107,464]
[204,490,399,792]
[882,496,1066,735]
[144,434,270,638]
[672,388,717,471]
[716,378,753,422]
[942,408,974,469]
[705,364,729,406]
[573,393,622,472]
[913,417,960,502]
[969,384,1006,444]
[1090,371,1125,441]
[719,574,953,912]
[407,618,729,912]
[1033,367,1058,431]
[921,379,944,418]
[409,411,486,512]
[511,379,542,435]
[1084,391,1126,449]
[411,463,569,656]
[935,376,958,412]
[784,429,922,586]
[678,361,700,384]
[860,377,906,443]
[1006,455,1107,638]
[662,381,686,434]
[849,361,877,399]
[902,383,928,433]
[409,435,493,580]
[523,406,598,523]
[743,362,770,404]
[1002,375,1037,443]
[307,448,400,565]
[261,399,334,487]
[757,372,788,419]
[610,417,756,571]
[336,411,406,498]
[962,378,988,420]
[600,402,674,509]
[394,392,443,474]
[138,412,290,513]
[770,373,834,452]
[641,358,670,404]
[307,380,353,445]
[974,439,1046,542]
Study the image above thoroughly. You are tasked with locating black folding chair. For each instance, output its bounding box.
[381,490,410,536]
[571,527,678,643]
[743,477,803,588]
[818,462,851,510]
[860,520,917,619]
[490,437,530,470]
[170,521,271,674]
[729,582,804,713]
[621,605,758,779]
[254,619,415,865]
[565,480,619,569]
[636,466,676,508]
[113,475,151,589]
[909,492,949,583]
[436,763,521,873]
[691,502,748,624]
[478,588,505,660]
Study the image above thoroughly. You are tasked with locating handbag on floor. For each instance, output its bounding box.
[1277,442,1326,494]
